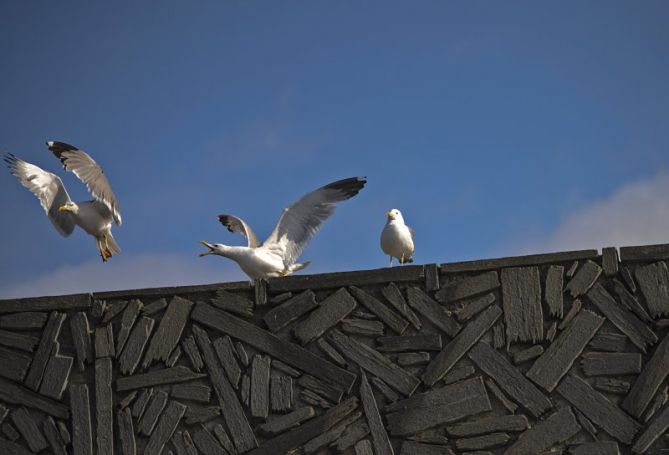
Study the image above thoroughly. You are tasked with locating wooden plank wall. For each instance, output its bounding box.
[1,243,669,454]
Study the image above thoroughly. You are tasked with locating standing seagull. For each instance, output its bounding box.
[4,141,122,261]
[381,208,414,266]
[199,177,367,279]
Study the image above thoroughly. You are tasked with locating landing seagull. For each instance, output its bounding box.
[4,141,122,262]
[199,177,367,279]
[381,208,414,266]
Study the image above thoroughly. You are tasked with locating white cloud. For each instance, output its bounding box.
[522,171,669,254]
[0,253,247,299]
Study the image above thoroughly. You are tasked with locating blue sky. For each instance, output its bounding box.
[1,1,668,297]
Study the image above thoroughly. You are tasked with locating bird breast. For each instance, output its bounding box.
[75,201,114,236]
[235,247,286,279]
[381,222,414,256]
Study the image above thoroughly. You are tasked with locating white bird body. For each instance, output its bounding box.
[70,201,113,237]
[200,177,366,279]
[5,141,122,261]
[203,244,308,279]
[381,209,414,266]
[61,200,120,257]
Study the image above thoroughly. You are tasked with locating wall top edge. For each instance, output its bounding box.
[2,243,668,305]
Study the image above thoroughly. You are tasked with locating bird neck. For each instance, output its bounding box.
[387,218,404,226]
[67,202,81,213]
[215,244,246,259]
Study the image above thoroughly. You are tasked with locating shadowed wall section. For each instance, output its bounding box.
[1,243,669,454]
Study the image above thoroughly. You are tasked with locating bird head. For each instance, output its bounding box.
[386,209,403,222]
[198,240,225,257]
[58,201,79,214]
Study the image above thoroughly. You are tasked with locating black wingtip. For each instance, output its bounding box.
[217,214,236,233]
[325,176,367,198]
[46,141,78,165]
[3,152,18,169]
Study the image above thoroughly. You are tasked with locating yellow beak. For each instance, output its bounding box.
[199,240,214,257]
[58,205,69,212]
[386,211,393,219]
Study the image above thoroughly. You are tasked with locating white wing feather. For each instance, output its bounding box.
[217,214,261,248]
[263,177,366,266]
[47,141,122,225]
[4,154,76,236]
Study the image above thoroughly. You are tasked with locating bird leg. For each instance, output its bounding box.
[389,256,394,267]
[96,238,108,262]
[103,234,113,258]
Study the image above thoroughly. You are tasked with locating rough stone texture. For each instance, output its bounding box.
[142,296,193,367]
[360,372,394,455]
[95,358,114,455]
[526,309,604,392]
[70,383,92,455]
[544,265,564,318]
[565,259,602,297]
[294,287,358,344]
[501,267,543,344]
[24,311,66,391]
[1,243,669,454]
[70,312,93,372]
[504,406,581,455]
[39,352,73,399]
[558,373,641,444]
[422,304,502,385]
[251,354,271,419]
[263,289,317,332]
[635,261,669,318]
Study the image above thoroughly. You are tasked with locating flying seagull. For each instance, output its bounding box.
[4,141,122,262]
[199,176,367,279]
[381,208,414,266]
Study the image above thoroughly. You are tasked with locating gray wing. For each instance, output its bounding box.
[4,153,76,237]
[217,214,261,248]
[264,177,366,266]
[47,141,122,225]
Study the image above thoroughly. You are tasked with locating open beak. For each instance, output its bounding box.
[58,205,69,212]
[199,240,214,257]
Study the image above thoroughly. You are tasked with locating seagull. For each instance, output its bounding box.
[381,208,414,266]
[4,141,122,262]
[199,177,367,279]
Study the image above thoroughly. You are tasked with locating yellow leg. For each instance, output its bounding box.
[96,238,107,262]
[104,234,113,258]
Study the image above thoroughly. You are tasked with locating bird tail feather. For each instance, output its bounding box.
[106,233,121,256]
[288,261,310,274]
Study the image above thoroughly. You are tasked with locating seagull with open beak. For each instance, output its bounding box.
[198,177,367,279]
[381,208,414,267]
[198,241,217,257]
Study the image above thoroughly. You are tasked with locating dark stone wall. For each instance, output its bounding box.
[1,243,669,454]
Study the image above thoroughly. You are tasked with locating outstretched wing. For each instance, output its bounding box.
[47,141,122,225]
[4,153,76,237]
[217,214,261,248]
[264,176,367,266]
